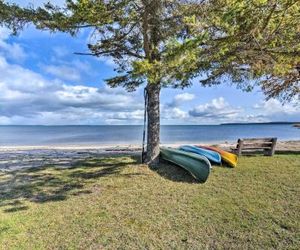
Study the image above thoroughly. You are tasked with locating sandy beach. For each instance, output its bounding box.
[0,140,299,172]
[0,139,299,152]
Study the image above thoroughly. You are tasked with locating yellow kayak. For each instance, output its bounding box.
[197,145,238,168]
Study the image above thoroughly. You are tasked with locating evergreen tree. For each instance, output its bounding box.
[1,0,299,165]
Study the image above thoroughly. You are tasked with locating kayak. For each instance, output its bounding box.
[179,145,222,164]
[197,145,238,168]
[160,147,211,183]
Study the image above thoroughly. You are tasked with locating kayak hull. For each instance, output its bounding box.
[197,145,238,168]
[160,147,211,183]
[179,145,222,164]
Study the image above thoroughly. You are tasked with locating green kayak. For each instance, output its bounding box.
[160,147,211,183]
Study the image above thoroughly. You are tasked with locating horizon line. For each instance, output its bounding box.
[0,122,299,126]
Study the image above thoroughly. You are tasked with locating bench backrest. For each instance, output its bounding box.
[236,137,277,156]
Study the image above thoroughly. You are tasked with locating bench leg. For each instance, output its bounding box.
[237,139,243,156]
[269,138,277,156]
[265,138,277,156]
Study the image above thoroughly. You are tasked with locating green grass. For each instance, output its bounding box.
[0,154,299,249]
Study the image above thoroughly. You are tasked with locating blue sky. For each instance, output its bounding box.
[0,0,299,125]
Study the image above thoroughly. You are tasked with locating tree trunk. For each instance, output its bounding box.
[145,83,161,166]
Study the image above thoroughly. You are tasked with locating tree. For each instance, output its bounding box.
[184,0,300,102]
[1,0,299,165]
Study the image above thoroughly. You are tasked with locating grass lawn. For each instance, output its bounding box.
[0,153,299,249]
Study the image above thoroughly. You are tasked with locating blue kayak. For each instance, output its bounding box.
[179,145,222,164]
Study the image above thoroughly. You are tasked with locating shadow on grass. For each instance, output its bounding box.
[275,150,300,155]
[151,159,198,184]
[0,155,140,213]
[234,151,300,158]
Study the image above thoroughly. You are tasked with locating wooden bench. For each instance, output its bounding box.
[232,137,277,156]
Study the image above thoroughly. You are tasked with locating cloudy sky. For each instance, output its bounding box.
[0,0,299,125]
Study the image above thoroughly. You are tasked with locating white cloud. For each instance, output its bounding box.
[41,64,82,81]
[105,110,144,124]
[0,27,26,62]
[41,59,91,81]
[71,59,91,73]
[167,92,195,108]
[251,99,300,121]
[161,93,193,122]
[161,106,188,122]
[174,93,195,102]
[189,97,242,120]
[0,55,143,125]
[169,107,188,119]
[186,97,300,124]
[253,99,299,115]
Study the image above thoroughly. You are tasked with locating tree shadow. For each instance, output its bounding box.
[0,155,140,213]
[275,150,300,155]
[151,159,198,183]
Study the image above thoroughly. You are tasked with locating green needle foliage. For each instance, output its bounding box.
[186,0,300,101]
[0,0,299,100]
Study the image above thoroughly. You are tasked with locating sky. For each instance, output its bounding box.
[0,0,299,125]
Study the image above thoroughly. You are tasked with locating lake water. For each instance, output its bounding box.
[0,125,299,146]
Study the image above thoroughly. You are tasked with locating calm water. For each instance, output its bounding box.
[0,125,299,146]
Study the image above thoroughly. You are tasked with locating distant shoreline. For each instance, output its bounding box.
[0,122,299,126]
[221,122,300,125]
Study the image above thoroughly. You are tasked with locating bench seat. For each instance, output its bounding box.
[232,137,277,156]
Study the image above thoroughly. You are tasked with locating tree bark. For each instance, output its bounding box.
[145,83,161,166]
